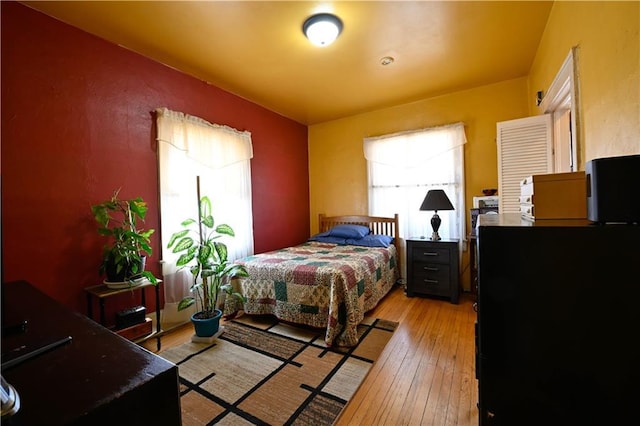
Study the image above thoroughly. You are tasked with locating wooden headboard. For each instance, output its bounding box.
[318,214,400,245]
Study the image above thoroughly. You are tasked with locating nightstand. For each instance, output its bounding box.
[406,238,459,304]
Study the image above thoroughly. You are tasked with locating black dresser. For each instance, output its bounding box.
[476,214,640,425]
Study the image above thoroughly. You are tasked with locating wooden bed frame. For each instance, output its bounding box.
[319,213,400,245]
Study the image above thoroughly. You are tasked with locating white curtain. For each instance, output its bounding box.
[364,122,467,279]
[156,107,254,325]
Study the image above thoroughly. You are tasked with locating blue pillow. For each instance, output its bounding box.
[328,224,371,239]
[346,234,394,248]
[308,232,347,245]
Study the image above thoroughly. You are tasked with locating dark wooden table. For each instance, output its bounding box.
[1,280,181,425]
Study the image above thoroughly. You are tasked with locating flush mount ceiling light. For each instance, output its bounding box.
[302,13,343,47]
[380,56,395,66]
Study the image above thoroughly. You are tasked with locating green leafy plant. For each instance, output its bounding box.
[92,189,157,284]
[167,195,247,319]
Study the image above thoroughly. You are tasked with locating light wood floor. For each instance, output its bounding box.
[143,285,479,426]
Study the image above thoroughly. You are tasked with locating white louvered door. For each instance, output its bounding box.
[497,115,553,213]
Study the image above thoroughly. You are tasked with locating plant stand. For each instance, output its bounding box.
[191,325,224,343]
[84,280,163,350]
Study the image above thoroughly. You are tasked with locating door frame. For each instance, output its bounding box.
[538,46,581,171]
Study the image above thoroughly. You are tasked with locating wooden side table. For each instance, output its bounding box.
[406,238,459,304]
[85,280,163,350]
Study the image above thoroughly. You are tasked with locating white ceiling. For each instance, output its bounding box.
[22,1,554,125]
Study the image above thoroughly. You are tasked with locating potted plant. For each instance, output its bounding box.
[166,194,248,337]
[92,189,158,287]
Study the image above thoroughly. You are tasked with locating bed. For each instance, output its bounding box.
[233,214,400,347]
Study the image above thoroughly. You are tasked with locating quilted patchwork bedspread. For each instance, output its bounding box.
[234,242,399,347]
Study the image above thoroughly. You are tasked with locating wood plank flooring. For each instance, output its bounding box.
[144,285,479,425]
[336,286,479,426]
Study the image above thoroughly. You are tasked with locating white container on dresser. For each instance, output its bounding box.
[473,196,499,208]
[519,171,587,220]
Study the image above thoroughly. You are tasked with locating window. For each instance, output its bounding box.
[156,107,254,324]
[364,122,467,277]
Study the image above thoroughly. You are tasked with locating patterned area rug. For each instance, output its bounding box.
[160,315,398,425]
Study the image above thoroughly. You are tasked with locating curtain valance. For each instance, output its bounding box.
[363,122,466,167]
[156,107,253,169]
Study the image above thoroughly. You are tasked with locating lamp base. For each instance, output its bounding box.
[430,212,442,241]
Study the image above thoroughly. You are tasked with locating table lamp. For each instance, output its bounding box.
[420,189,454,241]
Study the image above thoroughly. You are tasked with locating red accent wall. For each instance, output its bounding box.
[1,2,310,320]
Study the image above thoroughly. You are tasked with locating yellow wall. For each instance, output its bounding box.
[528,1,640,165]
[309,1,639,290]
[309,77,529,288]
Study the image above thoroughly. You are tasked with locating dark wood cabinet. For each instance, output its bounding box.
[476,214,640,425]
[406,238,459,303]
[469,234,478,296]
[1,281,181,425]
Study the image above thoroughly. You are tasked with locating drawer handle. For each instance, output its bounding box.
[422,252,438,256]
[423,279,438,284]
[423,266,439,272]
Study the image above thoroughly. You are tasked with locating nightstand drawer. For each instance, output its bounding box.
[411,263,450,294]
[409,245,450,264]
[411,279,450,296]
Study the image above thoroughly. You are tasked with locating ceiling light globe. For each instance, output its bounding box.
[303,13,343,47]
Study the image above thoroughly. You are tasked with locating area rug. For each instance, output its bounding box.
[159,315,398,426]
